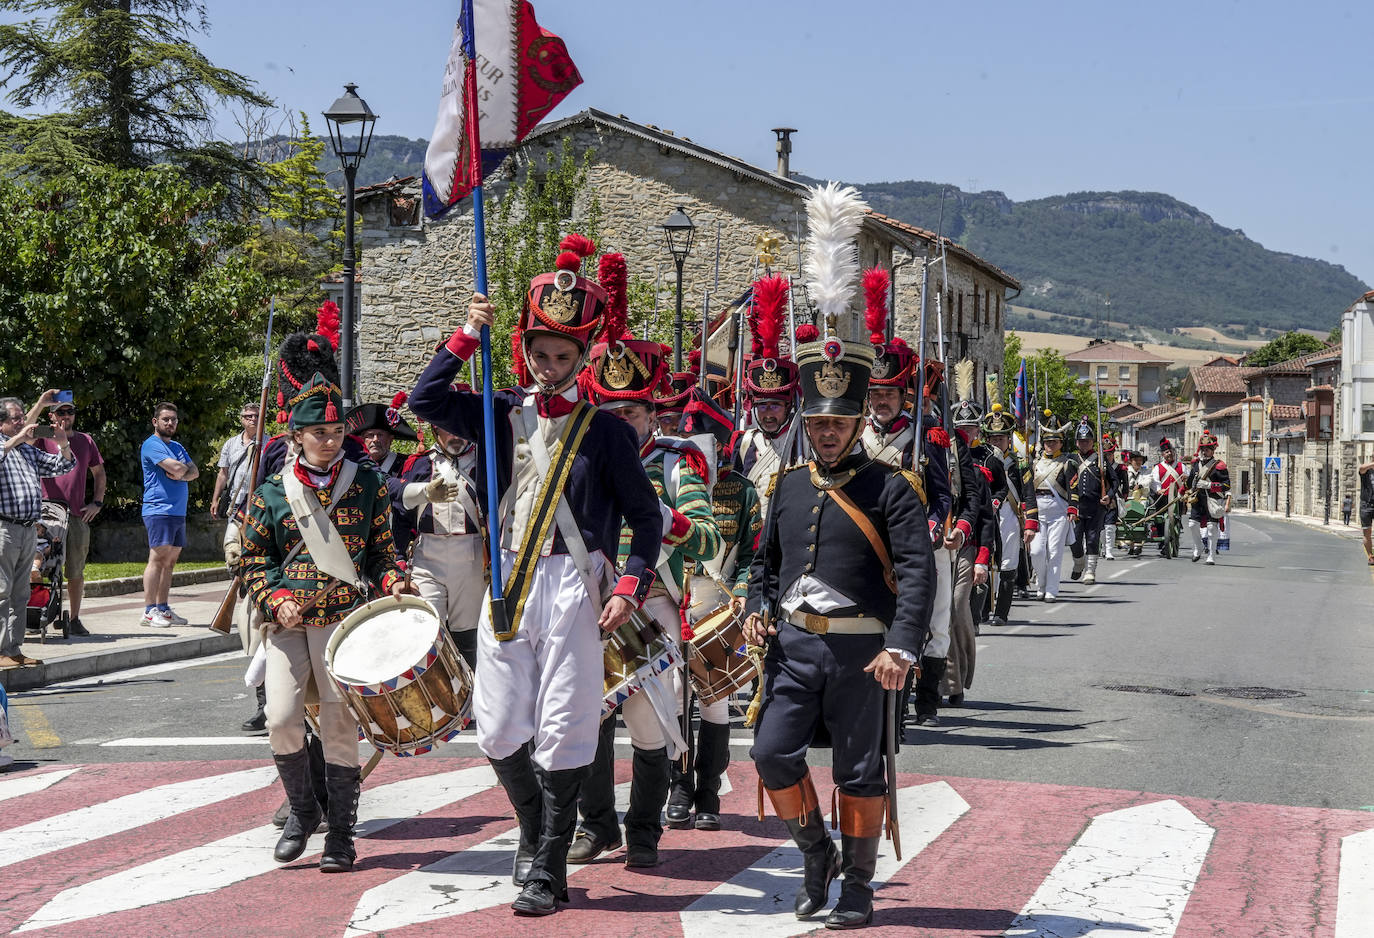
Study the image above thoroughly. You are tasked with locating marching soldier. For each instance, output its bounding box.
[738,275,801,519]
[654,370,694,436]
[1186,431,1230,565]
[981,404,1024,624]
[1066,421,1117,585]
[668,389,762,832]
[1100,434,1121,560]
[1149,437,1186,555]
[1024,415,1078,601]
[392,399,484,668]
[569,257,721,869]
[408,236,665,916]
[239,373,408,874]
[345,398,417,479]
[1119,448,1149,555]
[746,338,936,929]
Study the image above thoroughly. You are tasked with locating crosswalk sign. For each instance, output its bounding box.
[1264,456,1282,474]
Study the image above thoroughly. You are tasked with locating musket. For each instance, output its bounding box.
[1094,372,1104,484]
[645,265,661,340]
[211,298,277,635]
[697,288,712,391]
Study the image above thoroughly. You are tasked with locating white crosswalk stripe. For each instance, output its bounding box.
[679,781,969,938]
[16,765,497,933]
[1336,827,1374,937]
[0,766,277,871]
[1002,799,1214,938]
[0,767,79,803]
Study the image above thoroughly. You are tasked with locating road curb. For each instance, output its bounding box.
[83,567,230,598]
[0,631,242,692]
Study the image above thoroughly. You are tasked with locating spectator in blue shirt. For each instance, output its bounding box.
[140,402,199,628]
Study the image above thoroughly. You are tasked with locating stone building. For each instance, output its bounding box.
[1062,339,1172,405]
[328,108,1019,404]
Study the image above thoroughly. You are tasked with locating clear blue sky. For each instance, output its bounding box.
[42,1,1374,286]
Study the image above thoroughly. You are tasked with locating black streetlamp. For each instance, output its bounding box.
[662,206,695,371]
[323,83,379,410]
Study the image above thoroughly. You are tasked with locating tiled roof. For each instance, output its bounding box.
[864,211,1020,289]
[1345,289,1374,313]
[1270,403,1303,420]
[1118,402,1178,425]
[1062,340,1171,364]
[1189,365,1258,394]
[354,175,418,198]
[1256,344,1340,375]
[1134,404,1188,429]
[1307,384,1335,393]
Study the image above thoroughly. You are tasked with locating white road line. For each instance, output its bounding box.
[16,651,245,697]
[97,733,757,751]
[17,765,497,933]
[1336,827,1374,937]
[345,780,633,937]
[0,766,277,870]
[1108,567,1132,579]
[680,781,969,938]
[0,767,80,803]
[1002,799,1214,938]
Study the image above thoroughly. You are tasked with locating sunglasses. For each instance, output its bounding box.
[53,408,76,416]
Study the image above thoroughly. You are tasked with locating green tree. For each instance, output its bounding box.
[1244,331,1328,367]
[0,0,271,198]
[0,166,267,510]
[485,137,601,385]
[1002,331,1104,428]
[246,112,340,315]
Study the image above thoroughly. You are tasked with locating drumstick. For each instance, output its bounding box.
[271,578,339,632]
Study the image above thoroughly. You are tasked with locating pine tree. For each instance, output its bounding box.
[0,0,272,196]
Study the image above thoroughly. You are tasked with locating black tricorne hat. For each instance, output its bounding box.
[796,339,873,418]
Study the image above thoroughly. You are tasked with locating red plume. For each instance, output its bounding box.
[750,275,789,359]
[555,233,596,273]
[596,253,628,343]
[316,300,341,351]
[863,267,890,344]
[391,391,408,408]
[688,348,702,372]
[795,322,819,343]
[510,329,530,386]
[890,336,910,351]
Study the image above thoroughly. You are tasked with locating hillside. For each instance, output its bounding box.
[853,182,1368,334]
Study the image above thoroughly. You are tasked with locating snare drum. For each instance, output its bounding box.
[325,595,474,756]
[687,603,759,705]
[602,608,682,717]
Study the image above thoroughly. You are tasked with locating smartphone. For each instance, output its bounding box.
[54,390,73,404]
[31,425,55,439]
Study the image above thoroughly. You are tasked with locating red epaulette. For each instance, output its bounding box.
[926,427,950,449]
[1214,460,1227,470]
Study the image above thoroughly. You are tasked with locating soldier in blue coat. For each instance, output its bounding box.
[408,235,665,917]
[745,339,936,930]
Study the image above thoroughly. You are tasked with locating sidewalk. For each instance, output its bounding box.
[1242,507,1364,541]
[0,576,243,692]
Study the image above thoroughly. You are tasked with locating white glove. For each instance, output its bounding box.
[425,477,461,503]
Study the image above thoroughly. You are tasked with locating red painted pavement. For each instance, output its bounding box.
[2,758,1370,937]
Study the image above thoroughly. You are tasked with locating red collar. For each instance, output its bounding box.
[639,437,656,459]
[292,458,341,488]
[536,393,578,418]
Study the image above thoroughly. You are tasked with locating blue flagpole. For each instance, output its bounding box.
[462,0,507,633]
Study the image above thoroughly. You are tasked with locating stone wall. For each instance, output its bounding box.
[348,119,1008,405]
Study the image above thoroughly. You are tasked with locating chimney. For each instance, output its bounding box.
[772,127,797,178]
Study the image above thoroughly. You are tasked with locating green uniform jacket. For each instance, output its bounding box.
[617,439,720,594]
[702,468,762,597]
[242,460,403,628]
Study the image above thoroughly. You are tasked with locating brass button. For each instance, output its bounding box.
[807,544,815,552]
[811,505,820,514]
[518,437,527,444]
[808,524,816,532]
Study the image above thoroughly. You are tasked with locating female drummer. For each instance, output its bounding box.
[240,373,406,873]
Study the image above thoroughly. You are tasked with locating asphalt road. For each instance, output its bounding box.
[8,514,1373,811]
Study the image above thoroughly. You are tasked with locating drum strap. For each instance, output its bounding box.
[823,482,897,594]
[498,400,599,641]
[281,459,364,590]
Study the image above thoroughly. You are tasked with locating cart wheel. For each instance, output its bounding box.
[59,611,70,640]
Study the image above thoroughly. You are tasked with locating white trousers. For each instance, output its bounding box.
[410,532,485,633]
[997,501,1021,572]
[264,621,359,766]
[1029,495,1071,598]
[619,594,682,750]
[925,544,955,658]
[472,551,605,771]
[1188,520,1219,559]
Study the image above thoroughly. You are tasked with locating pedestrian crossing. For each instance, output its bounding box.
[2,757,1371,937]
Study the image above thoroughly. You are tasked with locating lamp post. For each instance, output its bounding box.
[662,206,695,372]
[323,83,379,410]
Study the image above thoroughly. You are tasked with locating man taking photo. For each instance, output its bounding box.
[34,392,105,636]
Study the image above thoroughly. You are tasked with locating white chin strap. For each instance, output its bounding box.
[524,337,586,397]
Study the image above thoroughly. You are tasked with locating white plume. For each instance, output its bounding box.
[803,181,868,320]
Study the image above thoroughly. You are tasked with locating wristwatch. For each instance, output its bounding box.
[92,500,103,507]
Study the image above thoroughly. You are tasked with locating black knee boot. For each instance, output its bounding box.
[692,720,731,830]
[825,792,885,929]
[762,773,839,919]
[568,718,622,862]
[665,719,695,830]
[624,745,670,867]
[489,747,543,886]
[272,748,322,863]
[319,763,361,872]
[452,628,477,671]
[512,764,586,916]
[993,571,1015,622]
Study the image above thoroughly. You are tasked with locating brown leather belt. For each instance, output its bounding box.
[787,610,885,636]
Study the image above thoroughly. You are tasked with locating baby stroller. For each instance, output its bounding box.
[26,499,70,641]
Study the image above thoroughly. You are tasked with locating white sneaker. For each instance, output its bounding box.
[141,610,172,628]
[1205,557,1215,566]
[161,608,189,625]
